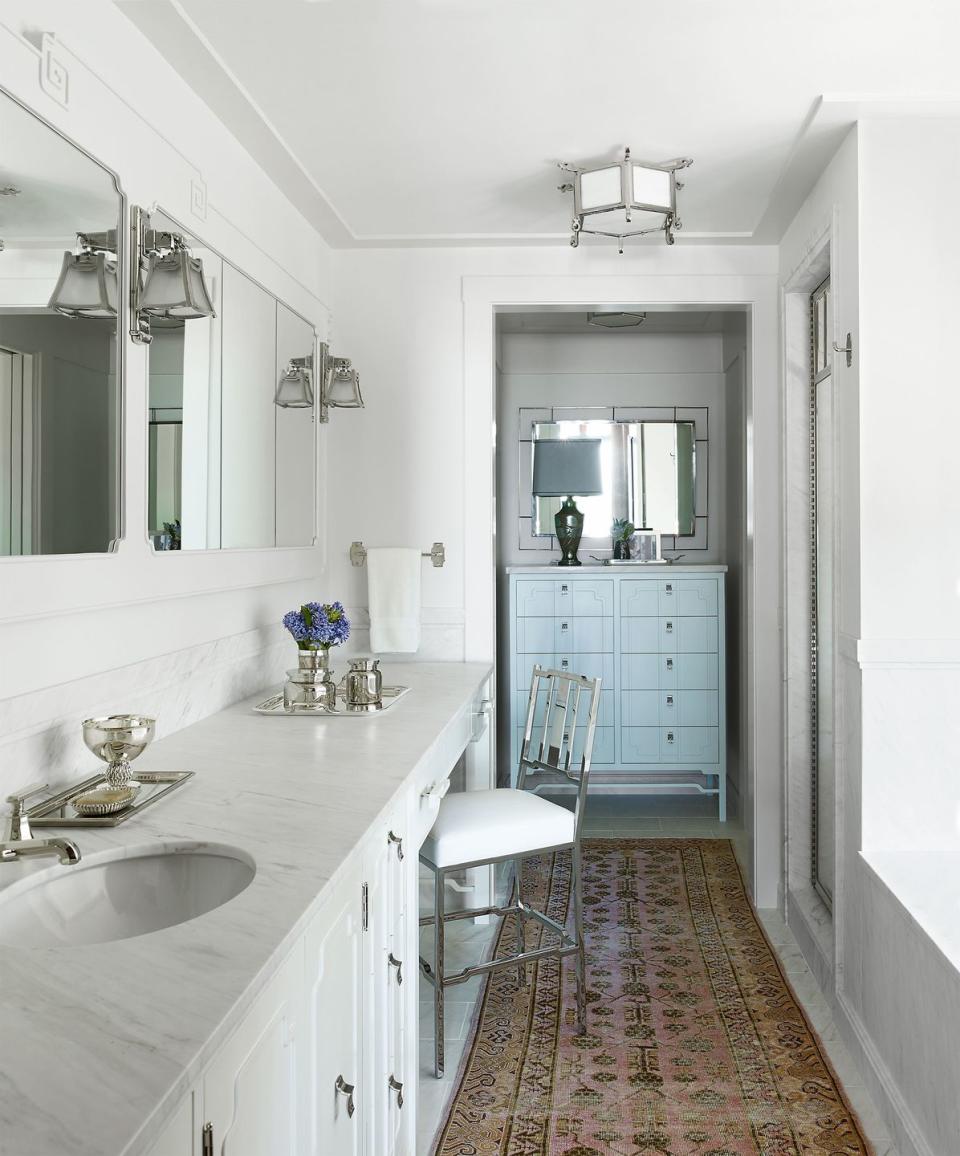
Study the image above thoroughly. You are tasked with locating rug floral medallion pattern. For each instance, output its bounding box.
[433,839,872,1156]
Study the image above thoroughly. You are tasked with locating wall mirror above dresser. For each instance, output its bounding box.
[530,418,696,539]
[0,88,123,557]
[145,209,318,552]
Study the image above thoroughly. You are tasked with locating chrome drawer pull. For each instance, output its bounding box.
[560,621,569,631]
[665,621,673,633]
[388,952,403,985]
[665,583,673,593]
[666,695,674,706]
[666,732,675,743]
[387,830,404,861]
[389,1075,404,1109]
[560,584,568,593]
[335,1075,356,1118]
[666,658,674,670]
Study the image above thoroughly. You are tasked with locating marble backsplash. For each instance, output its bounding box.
[0,626,291,804]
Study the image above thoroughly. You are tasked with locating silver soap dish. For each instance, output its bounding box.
[26,771,193,828]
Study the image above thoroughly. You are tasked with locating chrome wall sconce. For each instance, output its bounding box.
[48,229,119,318]
[558,148,692,253]
[275,343,365,420]
[276,354,315,409]
[129,206,216,344]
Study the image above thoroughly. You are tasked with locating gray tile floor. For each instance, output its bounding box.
[417,795,899,1155]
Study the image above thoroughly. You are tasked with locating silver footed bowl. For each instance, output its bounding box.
[82,715,156,789]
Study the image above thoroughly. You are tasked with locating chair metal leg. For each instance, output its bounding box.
[514,857,525,988]
[433,867,445,1078]
[572,844,586,1034]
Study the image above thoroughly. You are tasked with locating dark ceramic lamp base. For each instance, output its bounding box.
[554,496,584,566]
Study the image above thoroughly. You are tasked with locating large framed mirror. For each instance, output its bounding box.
[531,419,696,538]
[145,210,318,551]
[0,88,123,556]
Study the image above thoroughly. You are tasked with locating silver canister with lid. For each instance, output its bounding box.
[344,658,383,711]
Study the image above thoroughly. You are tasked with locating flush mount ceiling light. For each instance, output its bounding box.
[587,311,647,329]
[276,354,315,409]
[48,228,119,319]
[558,149,692,253]
[130,206,216,344]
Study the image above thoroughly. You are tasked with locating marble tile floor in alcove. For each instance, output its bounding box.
[417,794,900,1155]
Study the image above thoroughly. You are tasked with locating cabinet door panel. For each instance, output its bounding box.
[203,954,298,1156]
[621,581,660,617]
[305,875,363,1156]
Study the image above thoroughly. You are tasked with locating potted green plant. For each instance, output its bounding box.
[611,518,635,560]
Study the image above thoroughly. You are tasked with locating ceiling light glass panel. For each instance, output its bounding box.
[631,165,672,210]
[579,165,622,211]
[48,251,118,318]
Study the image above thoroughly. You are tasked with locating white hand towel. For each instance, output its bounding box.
[368,547,422,654]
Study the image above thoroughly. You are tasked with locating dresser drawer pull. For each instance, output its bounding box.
[561,583,569,593]
[560,657,570,669]
[666,658,674,670]
[560,621,569,631]
[666,732,675,744]
[335,1075,356,1118]
[388,953,403,985]
[665,583,673,594]
[666,695,674,706]
[387,830,404,861]
[665,621,674,633]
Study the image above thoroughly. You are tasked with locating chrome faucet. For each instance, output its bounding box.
[1,783,81,866]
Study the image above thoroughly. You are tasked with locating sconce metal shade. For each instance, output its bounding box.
[324,357,364,409]
[140,250,216,320]
[532,438,603,497]
[276,356,314,409]
[48,250,118,318]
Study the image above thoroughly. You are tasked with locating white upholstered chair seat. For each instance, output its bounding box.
[421,788,575,868]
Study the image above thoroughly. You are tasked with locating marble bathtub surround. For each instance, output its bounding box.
[0,662,491,1156]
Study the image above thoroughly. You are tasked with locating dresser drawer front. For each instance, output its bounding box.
[515,617,558,653]
[622,690,719,727]
[621,690,659,726]
[518,688,615,728]
[675,617,718,653]
[678,727,719,763]
[621,581,660,617]
[514,652,614,690]
[558,579,614,617]
[658,578,718,616]
[620,726,662,762]
[555,616,614,653]
[517,725,614,766]
[515,580,560,617]
[675,653,719,690]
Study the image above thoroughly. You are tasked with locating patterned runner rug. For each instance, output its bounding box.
[432,838,872,1155]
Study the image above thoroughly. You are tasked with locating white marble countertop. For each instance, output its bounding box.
[0,661,491,1156]
[504,563,728,574]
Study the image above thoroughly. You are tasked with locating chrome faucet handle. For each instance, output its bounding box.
[5,782,48,841]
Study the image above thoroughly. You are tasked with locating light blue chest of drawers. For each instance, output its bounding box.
[507,567,727,820]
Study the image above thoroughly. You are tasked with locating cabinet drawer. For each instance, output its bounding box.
[678,727,719,762]
[516,616,614,654]
[621,726,681,763]
[657,578,718,616]
[516,578,613,617]
[514,652,614,694]
[621,580,660,617]
[621,690,719,727]
[621,652,719,690]
[517,725,614,766]
[517,688,614,728]
[621,616,718,654]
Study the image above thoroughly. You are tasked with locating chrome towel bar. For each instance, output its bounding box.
[350,540,445,568]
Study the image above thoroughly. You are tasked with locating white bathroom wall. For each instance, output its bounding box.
[781,119,960,1156]
[0,3,331,801]
[330,242,784,905]
[497,330,726,566]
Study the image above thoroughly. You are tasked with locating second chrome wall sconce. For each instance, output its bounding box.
[275,341,364,421]
[129,206,216,345]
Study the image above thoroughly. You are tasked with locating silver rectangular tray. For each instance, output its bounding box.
[26,771,194,829]
[254,685,411,716]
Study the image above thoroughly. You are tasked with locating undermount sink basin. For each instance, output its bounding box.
[0,843,256,948]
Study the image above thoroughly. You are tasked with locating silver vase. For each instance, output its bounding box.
[284,648,336,711]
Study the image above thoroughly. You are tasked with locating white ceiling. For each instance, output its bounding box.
[117,0,960,248]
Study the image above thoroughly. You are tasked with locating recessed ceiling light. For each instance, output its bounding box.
[587,312,647,329]
[0,186,22,196]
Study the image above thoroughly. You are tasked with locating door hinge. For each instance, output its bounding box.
[361,881,369,931]
[202,1122,213,1156]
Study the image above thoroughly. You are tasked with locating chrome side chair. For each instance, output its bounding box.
[419,665,601,1078]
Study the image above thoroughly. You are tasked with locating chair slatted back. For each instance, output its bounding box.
[517,666,601,839]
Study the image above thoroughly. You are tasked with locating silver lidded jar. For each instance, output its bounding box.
[345,658,383,712]
[284,648,336,711]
